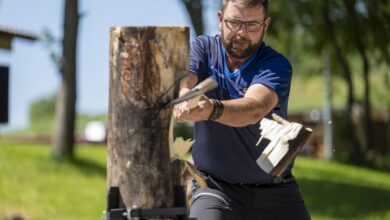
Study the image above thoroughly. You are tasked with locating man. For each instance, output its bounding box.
[174,0,311,219]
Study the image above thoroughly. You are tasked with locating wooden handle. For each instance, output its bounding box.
[187,95,201,109]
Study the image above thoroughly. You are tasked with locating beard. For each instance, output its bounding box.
[221,29,263,59]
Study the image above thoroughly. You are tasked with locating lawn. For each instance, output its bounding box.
[294,158,390,219]
[0,144,389,220]
[0,144,106,220]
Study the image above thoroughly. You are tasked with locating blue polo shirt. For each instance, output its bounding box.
[189,35,293,184]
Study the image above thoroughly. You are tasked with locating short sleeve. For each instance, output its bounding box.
[250,56,293,109]
[189,36,209,79]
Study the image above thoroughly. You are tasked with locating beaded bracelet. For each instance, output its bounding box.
[208,99,224,120]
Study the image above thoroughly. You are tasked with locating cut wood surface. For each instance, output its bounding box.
[256,113,313,176]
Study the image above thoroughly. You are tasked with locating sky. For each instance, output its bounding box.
[0,0,220,131]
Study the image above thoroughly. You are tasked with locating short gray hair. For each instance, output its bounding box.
[221,0,268,15]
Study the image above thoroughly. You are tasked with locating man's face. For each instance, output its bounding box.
[218,1,271,59]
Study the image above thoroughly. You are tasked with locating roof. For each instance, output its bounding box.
[0,26,39,50]
[0,25,39,41]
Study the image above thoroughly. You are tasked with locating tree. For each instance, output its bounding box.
[269,0,390,163]
[181,0,205,35]
[52,0,79,160]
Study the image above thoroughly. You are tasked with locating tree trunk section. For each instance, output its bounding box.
[182,0,204,35]
[361,48,372,151]
[322,0,365,164]
[53,0,79,160]
[108,26,189,209]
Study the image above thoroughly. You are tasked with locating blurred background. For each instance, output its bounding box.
[0,0,389,219]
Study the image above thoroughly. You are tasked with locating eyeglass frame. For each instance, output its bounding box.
[223,18,267,32]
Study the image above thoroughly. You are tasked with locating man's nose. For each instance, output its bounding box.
[237,23,247,33]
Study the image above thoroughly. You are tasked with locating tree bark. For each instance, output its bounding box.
[108,26,189,209]
[182,0,204,35]
[322,0,365,164]
[52,0,79,160]
[343,0,373,152]
[360,47,372,151]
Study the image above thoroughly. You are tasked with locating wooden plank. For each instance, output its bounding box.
[256,113,313,176]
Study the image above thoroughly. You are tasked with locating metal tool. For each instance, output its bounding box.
[170,76,218,109]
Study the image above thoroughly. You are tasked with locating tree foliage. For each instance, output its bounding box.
[29,95,56,122]
[268,0,390,163]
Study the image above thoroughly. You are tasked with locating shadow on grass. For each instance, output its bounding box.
[299,177,390,219]
[66,157,106,177]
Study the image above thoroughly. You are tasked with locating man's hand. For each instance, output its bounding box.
[173,95,214,122]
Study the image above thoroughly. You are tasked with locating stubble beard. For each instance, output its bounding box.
[221,28,263,59]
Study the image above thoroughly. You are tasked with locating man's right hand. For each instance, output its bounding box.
[173,101,191,122]
[173,95,214,122]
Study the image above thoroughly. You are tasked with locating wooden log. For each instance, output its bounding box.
[108,26,189,209]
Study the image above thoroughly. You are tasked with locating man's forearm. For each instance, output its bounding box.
[179,73,198,96]
[214,97,271,127]
[174,79,278,125]
[212,84,278,127]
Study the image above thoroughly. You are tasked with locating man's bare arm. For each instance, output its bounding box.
[174,78,278,127]
[179,73,198,96]
[215,84,278,127]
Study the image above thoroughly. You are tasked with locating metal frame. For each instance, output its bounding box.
[102,187,195,220]
[102,206,191,220]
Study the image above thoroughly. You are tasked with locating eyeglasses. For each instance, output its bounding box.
[224,18,265,32]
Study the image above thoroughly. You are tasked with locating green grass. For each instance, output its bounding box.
[0,144,107,220]
[1,144,390,220]
[294,157,390,220]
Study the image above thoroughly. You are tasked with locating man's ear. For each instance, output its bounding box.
[264,17,272,32]
[218,10,223,31]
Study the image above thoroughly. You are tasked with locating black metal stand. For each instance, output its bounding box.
[103,206,190,220]
[102,186,195,220]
